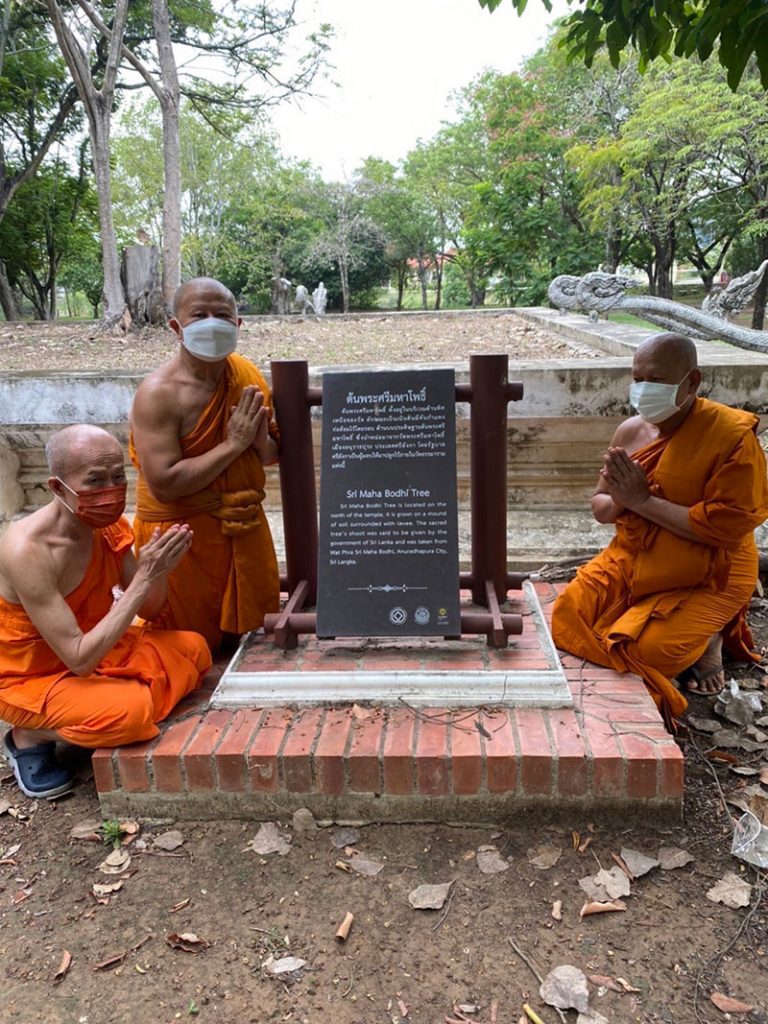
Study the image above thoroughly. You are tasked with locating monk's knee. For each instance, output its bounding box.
[94,685,156,745]
[631,631,706,674]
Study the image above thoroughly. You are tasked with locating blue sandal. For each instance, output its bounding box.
[2,732,73,799]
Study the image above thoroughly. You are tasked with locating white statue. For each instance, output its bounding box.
[312,281,327,316]
[294,284,315,316]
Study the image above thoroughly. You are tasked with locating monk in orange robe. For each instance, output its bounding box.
[552,333,768,723]
[129,277,280,652]
[0,425,211,799]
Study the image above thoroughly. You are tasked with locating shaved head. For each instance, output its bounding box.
[173,277,237,319]
[45,425,123,479]
[635,333,698,377]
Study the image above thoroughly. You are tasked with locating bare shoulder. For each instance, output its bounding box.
[610,415,650,455]
[132,360,185,425]
[0,514,55,597]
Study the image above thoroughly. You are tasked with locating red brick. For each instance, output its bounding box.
[548,712,588,797]
[450,712,483,795]
[299,656,358,671]
[572,676,650,696]
[281,708,324,792]
[514,709,554,796]
[215,709,264,791]
[619,734,659,798]
[152,717,202,792]
[383,708,416,795]
[314,708,353,795]
[581,717,625,797]
[348,712,385,793]
[247,708,293,792]
[116,738,156,793]
[184,710,234,790]
[602,706,664,724]
[92,748,117,793]
[658,742,685,798]
[428,655,486,671]
[415,710,450,796]
[484,711,517,793]
[360,657,424,671]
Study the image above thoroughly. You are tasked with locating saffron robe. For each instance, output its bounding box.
[552,398,768,721]
[130,353,280,650]
[0,519,210,748]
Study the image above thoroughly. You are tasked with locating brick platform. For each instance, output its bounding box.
[93,584,684,822]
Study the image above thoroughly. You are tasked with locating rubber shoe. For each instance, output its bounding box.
[2,732,73,799]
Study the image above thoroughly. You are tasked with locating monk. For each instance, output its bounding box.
[0,425,211,799]
[129,277,280,652]
[552,333,768,723]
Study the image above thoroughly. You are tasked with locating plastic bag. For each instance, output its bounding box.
[731,811,768,868]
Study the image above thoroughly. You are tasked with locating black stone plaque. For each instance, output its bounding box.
[317,368,460,638]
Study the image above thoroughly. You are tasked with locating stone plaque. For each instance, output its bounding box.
[317,369,460,637]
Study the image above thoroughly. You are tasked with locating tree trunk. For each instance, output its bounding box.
[339,257,350,313]
[417,250,428,310]
[0,259,20,320]
[396,264,406,310]
[121,245,164,325]
[91,112,128,325]
[751,236,768,330]
[152,0,181,313]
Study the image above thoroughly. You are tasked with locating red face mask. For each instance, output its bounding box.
[55,479,127,528]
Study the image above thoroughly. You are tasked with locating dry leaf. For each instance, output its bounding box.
[69,819,102,841]
[578,837,592,854]
[262,954,307,977]
[706,873,752,909]
[571,831,580,849]
[476,845,509,874]
[53,949,72,984]
[579,875,610,902]
[551,899,562,921]
[594,866,631,899]
[119,820,140,835]
[710,992,755,1014]
[657,846,694,870]
[615,977,641,993]
[527,844,562,870]
[153,830,184,852]
[2,843,21,859]
[92,880,123,898]
[98,848,131,875]
[577,1012,609,1024]
[330,826,359,848]
[588,974,625,993]
[0,798,13,815]
[580,899,627,918]
[169,897,190,913]
[540,964,590,1013]
[408,881,452,910]
[166,932,209,953]
[347,853,384,877]
[248,822,291,856]
[620,847,660,878]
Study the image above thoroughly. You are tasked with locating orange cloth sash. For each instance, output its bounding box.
[130,353,280,649]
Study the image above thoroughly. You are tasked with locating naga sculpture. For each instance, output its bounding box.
[548,264,768,354]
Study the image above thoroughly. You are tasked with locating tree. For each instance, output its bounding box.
[0,148,96,318]
[476,0,768,90]
[0,1,79,319]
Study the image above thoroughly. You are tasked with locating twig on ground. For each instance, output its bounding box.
[341,963,354,998]
[508,938,566,1024]
[432,884,456,932]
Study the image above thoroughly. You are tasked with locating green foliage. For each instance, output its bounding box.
[99,819,123,850]
[476,0,768,90]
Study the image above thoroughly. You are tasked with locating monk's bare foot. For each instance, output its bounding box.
[686,634,725,694]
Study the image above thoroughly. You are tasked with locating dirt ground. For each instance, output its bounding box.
[0,311,599,372]
[1,638,767,1024]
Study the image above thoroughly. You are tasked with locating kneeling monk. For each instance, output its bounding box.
[0,425,211,798]
[129,277,280,652]
[552,333,768,724]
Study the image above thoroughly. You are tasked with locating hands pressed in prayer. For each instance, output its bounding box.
[600,447,651,511]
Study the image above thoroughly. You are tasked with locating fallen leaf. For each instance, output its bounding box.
[98,848,131,875]
[730,765,760,776]
[527,844,562,870]
[92,935,150,972]
[166,932,209,953]
[0,798,13,815]
[579,875,610,902]
[2,843,21,859]
[658,846,694,870]
[577,1012,609,1024]
[247,822,291,857]
[292,808,318,833]
[580,899,627,918]
[551,899,562,921]
[706,873,752,909]
[169,897,190,913]
[119,820,140,836]
[408,881,452,910]
[92,880,124,898]
[571,831,580,849]
[540,964,590,1013]
[262,954,307,977]
[588,974,624,993]
[351,703,372,720]
[619,846,660,878]
[594,866,631,899]
[615,977,641,993]
[53,949,72,984]
[687,715,721,733]
[330,826,359,848]
[153,830,184,852]
[710,992,755,1014]
[347,853,384,877]
[476,845,509,874]
[578,837,592,854]
[69,819,102,841]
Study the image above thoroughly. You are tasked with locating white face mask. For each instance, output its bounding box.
[629,372,693,424]
[181,317,238,362]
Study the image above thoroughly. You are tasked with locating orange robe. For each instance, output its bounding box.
[130,353,280,650]
[0,519,211,748]
[552,398,768,722]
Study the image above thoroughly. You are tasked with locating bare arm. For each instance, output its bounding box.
[8,527,193,677]
[131,380,267,502]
